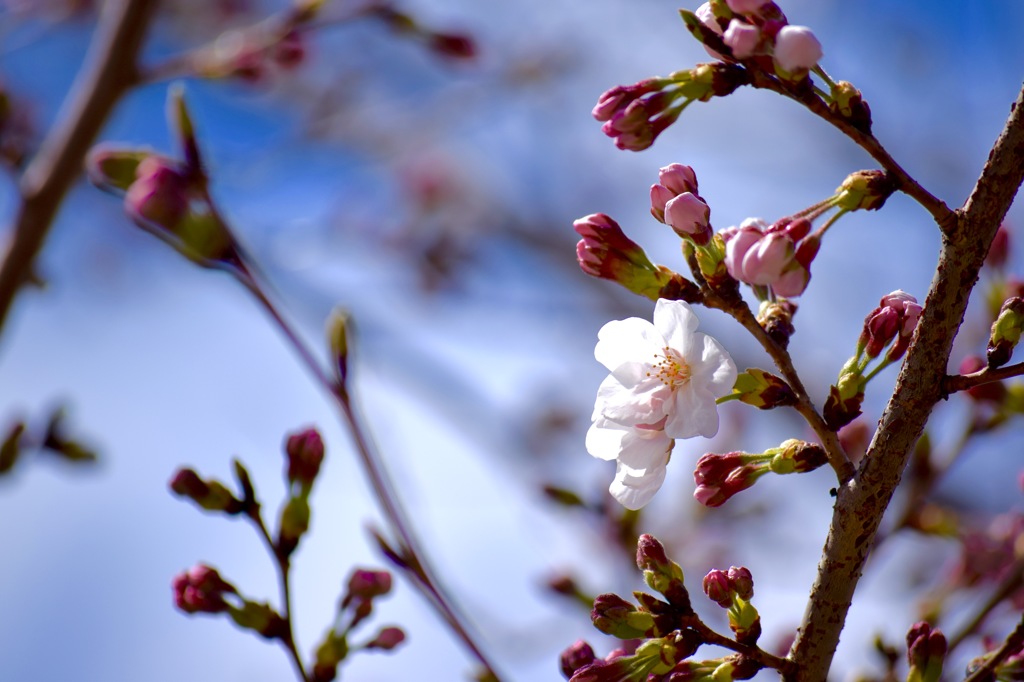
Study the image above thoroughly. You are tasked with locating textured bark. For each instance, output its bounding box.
[0,0,156,339]
[786,83,1024,682]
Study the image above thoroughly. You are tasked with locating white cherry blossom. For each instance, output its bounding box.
[586,299,737,509]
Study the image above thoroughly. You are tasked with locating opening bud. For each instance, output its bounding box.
[590,593,656,639]
[730,368,797,409]
[172,564,236,614]
[834,170,897,212]
[574,213,683,300]
[636,534,691,611]
[906,622,946,682]
[561,640,597,678]
[988,297,1024,368]
[769,439,827,475]
[830,81,872,133]
[169,467,244,514]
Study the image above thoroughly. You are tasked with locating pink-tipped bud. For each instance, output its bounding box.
[285,427,324,486]
[659,163,699,195]
[773,25,822,74]
[344,569,393,605]
[693,451,764,507]
[860,290,922,360]
[637,534,691,611]
[702,570,732,607]
[592,79,664,122]
[723,19,761,59]
[574,213,678,299]
[428,32,476,60]
[124,156,189,231]
[172,564,235,614]
[590,593,654,639]
[907,622,947,682]
[365,626,406,651]
[664,193,712,244]
[561,640,597,678]
[727,566,754,600]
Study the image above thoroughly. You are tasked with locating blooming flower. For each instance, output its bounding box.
[587,299,737,509]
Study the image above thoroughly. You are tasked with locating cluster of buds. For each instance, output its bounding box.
[702,566,760,644]
[650,164,712,245]
[592,63,748,151]
[906,622,946,682]
[720,217,818,298]
[313,568,404,682]
[574,213,700,302]
[681,1,822,80]
[824,291,923,429]
[86,89,244,271]
[172,563,287,639]
[565,535,714,681]
[0,407,97,477]
[693,439,827,507]
[988,297,1024,368]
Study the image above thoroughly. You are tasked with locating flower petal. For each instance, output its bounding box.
[664,383,721,439]
[690,332,738,398]
[595,317,664,380]
[653,299,700,351]
[609,461,667,510]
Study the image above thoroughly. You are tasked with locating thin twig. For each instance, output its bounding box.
[948,556,1024,653]
[944,361,1024,395]
[0,0,156,342]
[238,273,503,680]
[963,613,1024,682]
[250,506,311,682]
[746,71,954,228]
[700,286,855,483]
[689,620,797,675]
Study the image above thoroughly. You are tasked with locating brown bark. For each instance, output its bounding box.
[0,0,157,340]
[787,83,1024,682]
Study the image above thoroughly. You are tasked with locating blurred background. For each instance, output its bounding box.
[2,0,1024,680]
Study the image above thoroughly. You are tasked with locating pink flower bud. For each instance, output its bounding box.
[664,192,711,244]
[428,32,476,60]
[172,564,235,614]
[574,213,674,298]
[724,19,761,59]
[592,79,663,122]
[561,640,597,678]
[727,566,754,600]
[659,163,698,194]
[742,231,793,285]
[365,626,406,650]
[771,262,810,298]
[345,569,393,604]
[773,25,822,74]
[124,156,189,230]
[285,427,324,486]
[859,290,921,360]
[702,569,732,607]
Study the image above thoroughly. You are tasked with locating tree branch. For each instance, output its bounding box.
[944,361,1024,395]
[0,0,156,342]
[786,82,1024,682]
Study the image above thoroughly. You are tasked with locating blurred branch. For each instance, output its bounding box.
[0,0,155,342]
[948,556,1024,653]
[964,613,1024,682]
[787,82,1024,682]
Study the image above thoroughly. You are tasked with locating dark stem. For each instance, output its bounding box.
[786,82,1024,682]
[689,620,796,675]
[0,0,156,343]
[700,285,855,483]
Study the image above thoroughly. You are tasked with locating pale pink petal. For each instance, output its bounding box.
[609,461,667,510]
[664,383,721,439]
[653,299,700,351]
